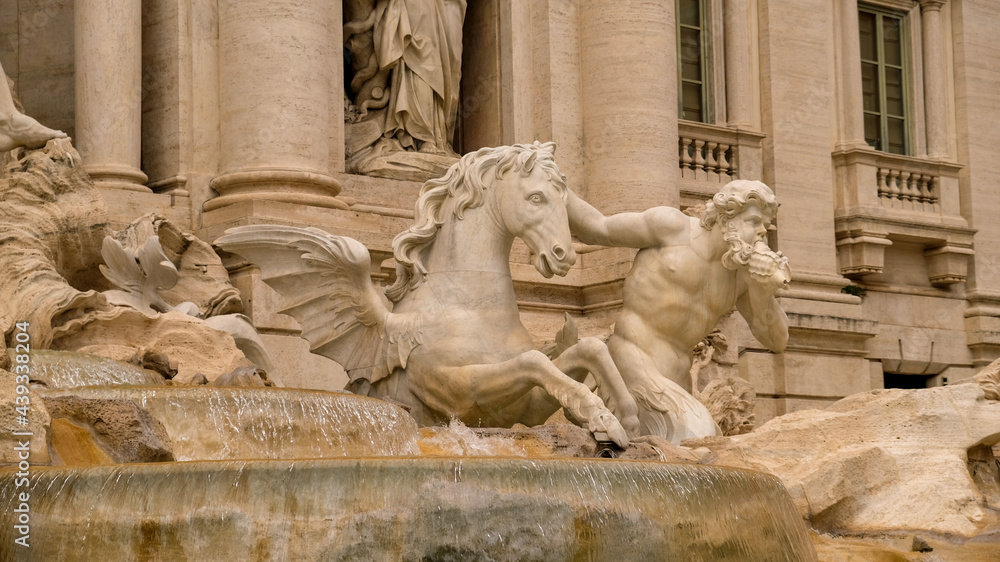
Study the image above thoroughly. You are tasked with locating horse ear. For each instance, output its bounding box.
[524,150,538,170]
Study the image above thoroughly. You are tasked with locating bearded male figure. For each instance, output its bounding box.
[567,180,790,442]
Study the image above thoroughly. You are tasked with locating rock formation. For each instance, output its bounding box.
[0,140,270,382]
[688,380,1000,539]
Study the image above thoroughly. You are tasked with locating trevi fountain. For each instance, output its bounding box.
[1,1,999,560]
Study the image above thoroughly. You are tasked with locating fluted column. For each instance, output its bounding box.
[75,0,149,192]
[836,0,868,150]
[921,0,948,158]
[208,0,345,212]
[724,0,752,128]
[579,0,677,212]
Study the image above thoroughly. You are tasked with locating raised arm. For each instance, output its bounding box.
[566,190,686,249]
[734,266,790,352]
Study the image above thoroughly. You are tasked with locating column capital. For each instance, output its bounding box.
[920,0,946,13]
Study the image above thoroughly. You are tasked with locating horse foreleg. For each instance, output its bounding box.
[414,350,630,447]
[552,337,641,438]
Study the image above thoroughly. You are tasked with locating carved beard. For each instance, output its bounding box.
[721,220,755,271]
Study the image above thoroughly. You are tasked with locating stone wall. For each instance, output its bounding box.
[5,0,1000,422]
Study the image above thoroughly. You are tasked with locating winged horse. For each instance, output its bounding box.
[216,142,639,446]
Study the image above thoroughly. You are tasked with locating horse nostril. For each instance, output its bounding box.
[551,245,566,260]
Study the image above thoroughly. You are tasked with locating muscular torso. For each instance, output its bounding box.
[613,223,743,380]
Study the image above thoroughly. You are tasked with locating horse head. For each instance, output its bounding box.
[492,146,576,278]
[387,141,576,302]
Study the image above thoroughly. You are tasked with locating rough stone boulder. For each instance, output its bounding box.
[686,382,1000,538]
[0,139,112,346]
[53,309,255,384]
[43,394,174,465]
[0,368,51,466]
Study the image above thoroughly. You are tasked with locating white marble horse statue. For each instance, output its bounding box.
[217,142,639,446]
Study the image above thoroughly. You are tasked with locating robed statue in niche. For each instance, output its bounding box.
[344,0,466,181]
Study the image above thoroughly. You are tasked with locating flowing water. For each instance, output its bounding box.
[2,350,818,560]
[1,458,817,561]
[13,349,165,388]
[41,386,420,460]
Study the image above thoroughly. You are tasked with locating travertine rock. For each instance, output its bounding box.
[619,435,702,463]
[44,395,174,464]
[210,366,270,388]
[974,358,1000,400]
[100,217,273,375]
[700,376,756,436]
[0,368,51,466]
[0,138,113,347]
[688,383,1000,538]
[52,309,254,384]
[420,422,600,458]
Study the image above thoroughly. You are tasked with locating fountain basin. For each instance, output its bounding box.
[41,386,420,461]
[1,458,817,560]
[13,349,165,388]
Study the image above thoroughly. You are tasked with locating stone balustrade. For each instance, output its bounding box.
[677,121,766,204]
[679,134,737,183]
[876,166,938,211]
[833,147,972,285]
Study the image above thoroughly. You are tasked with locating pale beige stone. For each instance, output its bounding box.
[218,143,638,447]
[570,180,789,441]
[0,368,51,466]
[74,0,148,192]
[52,309,253,384]
[258,333,348,391]
[689,383,1000,538]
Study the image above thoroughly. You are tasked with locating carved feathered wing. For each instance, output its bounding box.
[99,235,177,316]
[215,225,421,386]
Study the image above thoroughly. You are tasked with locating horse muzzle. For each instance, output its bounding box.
[536,245,576,278]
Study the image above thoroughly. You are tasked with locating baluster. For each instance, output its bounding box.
[907,173,922,203]
[877,168,889,203]
[706,141,719,181]
[918,174,931,204]
[717,144,732,181]
[887,170,901,202]
[693,140,706,177]
[899,171,913,204]
[926,176,938,208]
[679,137,693,176]
[909,173,925,210]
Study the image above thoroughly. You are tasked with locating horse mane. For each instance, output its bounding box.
[385,141,566,303]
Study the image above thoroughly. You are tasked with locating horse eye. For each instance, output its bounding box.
[528,194,544,204]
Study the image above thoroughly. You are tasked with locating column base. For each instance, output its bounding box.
[85,164,150,193]
[207,169,348,212]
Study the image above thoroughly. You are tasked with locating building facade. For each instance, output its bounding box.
[4,0,999,423]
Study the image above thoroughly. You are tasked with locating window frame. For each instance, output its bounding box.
[859,4,913,156]
[676,0,712,123]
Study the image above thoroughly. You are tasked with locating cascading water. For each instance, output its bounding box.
[15,350,165,388]
[1,350,818,560]
[2,459,816,560]
[41,386,421,460]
